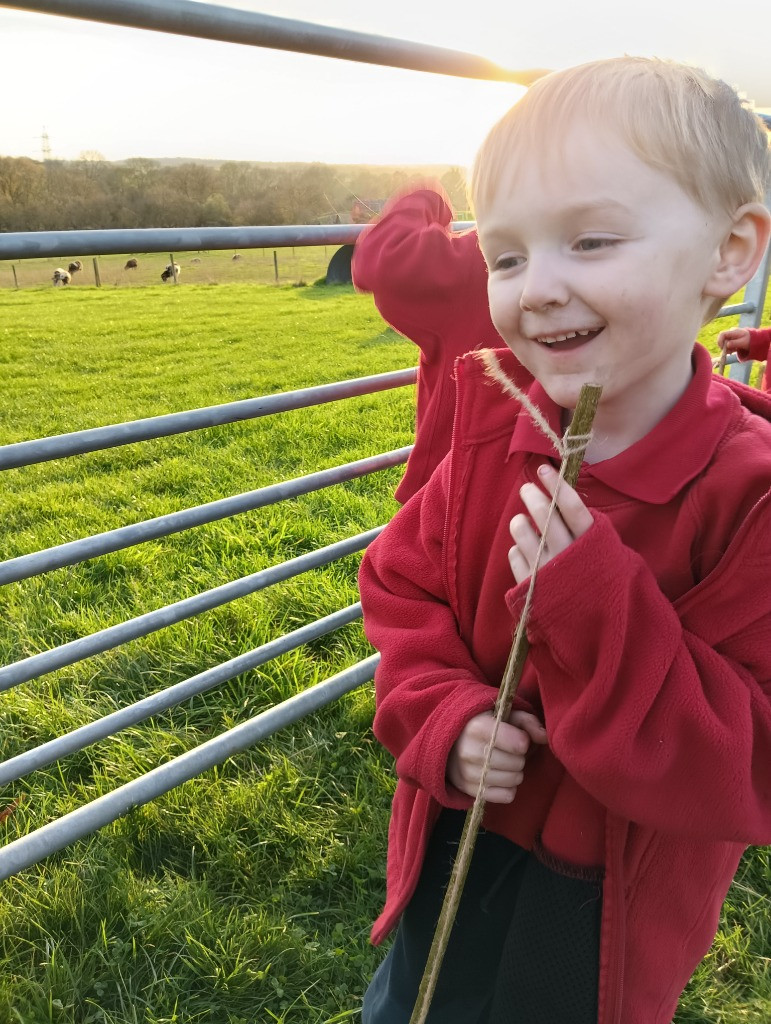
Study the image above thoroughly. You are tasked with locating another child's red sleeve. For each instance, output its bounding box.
[351,184,478,345]
[745,326,771,363]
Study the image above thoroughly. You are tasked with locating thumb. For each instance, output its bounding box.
[509,709,549,745]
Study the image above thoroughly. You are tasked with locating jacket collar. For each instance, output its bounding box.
[503,344,741,504]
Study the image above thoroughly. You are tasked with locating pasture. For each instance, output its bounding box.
[0,279,769,1023]
[0,247,338,291]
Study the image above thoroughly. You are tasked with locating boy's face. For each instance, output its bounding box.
[477,122,730,438]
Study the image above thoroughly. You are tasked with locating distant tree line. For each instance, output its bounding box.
[0,155,470,232]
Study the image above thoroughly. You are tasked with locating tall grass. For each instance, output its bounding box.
[0,281,768,1022]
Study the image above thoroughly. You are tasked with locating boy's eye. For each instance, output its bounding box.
[493,254,526,271]
[575,238,615,252]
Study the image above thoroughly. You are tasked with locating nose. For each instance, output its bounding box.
[519,253,569,312]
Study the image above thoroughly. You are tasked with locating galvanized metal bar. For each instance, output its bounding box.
[0,653,379,880]
[0,448,410,586]
[0,224,359,261]
[715,302,756,318]
[0,528,383,690]
[0,222,474,262]
[0,603,365,785]
[0,368,418,471]
[0,0,542,86]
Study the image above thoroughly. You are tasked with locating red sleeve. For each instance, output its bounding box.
[359,460,505,808]
[746,327,771,363]
[351,183,485,351]
[511,508,771,844]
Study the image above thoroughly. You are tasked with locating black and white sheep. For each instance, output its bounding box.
[52,268,71,286]
[68,260,82,275]
[161,263,181,283]
[124,258,138,270]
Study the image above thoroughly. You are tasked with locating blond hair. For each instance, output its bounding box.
[470,56,770,219]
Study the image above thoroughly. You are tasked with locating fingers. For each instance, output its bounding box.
[459,715,530,756]
[535,464,594,537]
[719,328,747,343]
[508,542,532,586]
[509,709,549,745]
[447,713,533,803]
[718,328,751,354]
[508,464,593,583]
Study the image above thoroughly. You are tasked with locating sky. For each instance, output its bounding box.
[1,0,769,169]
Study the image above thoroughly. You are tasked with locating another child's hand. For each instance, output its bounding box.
[716,327,751,359]
[447,709,547,803]
[508,463,594,585]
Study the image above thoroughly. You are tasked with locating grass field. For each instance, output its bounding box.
[1,248,337,291]
[0,279,769,1023]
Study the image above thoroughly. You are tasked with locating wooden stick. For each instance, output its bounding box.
[408,381,603,1024]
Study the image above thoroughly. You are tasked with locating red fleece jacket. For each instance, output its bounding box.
[359,345,771,1024]
[738,325,771,391]
[351,184,528,503]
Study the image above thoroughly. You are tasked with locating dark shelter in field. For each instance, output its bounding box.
[326,244,354,284]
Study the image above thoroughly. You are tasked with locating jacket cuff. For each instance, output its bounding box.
[393,684,497,807]
[504,513,637,671]
[747,327,771,363]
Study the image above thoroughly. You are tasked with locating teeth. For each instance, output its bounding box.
[536,328,596,344]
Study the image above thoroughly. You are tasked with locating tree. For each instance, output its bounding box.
[0,156,44,206]
[201,192,233,226]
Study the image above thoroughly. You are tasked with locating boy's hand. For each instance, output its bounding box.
[508,463,594,585]
[447,709,547,803]
[716,327,751,359]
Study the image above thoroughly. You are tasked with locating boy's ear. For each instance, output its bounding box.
[704,203,771,300]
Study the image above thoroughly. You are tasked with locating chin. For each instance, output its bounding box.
[537,378,589,412]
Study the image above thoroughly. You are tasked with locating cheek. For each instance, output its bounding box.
[488,285,520,337]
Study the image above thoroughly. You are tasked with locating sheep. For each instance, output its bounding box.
[67,260,82,275]
[190,257,201,264]
[124,258,138,270]
[161,262,180,283]
[232,253,242,261]
[52,268,71,286]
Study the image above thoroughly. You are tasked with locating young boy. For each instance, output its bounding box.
[717,324,771,391]
[359,57,771,1023]
[352,183,532,503]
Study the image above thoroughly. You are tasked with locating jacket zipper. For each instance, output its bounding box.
[600,814,628,1024]
[441,360,465,606]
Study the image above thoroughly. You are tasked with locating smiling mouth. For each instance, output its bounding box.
[534,328,604,348]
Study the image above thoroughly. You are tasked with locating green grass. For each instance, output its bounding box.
[0,281,769,1023]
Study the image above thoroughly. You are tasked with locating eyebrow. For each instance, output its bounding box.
[561,198,632,216]
[479,197,632,239]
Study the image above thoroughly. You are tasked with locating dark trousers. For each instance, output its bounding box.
[362,809,602,1024]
